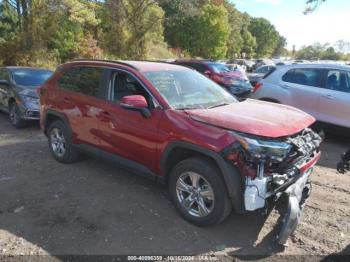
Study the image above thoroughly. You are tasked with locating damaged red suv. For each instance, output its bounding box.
[39,60,322,245]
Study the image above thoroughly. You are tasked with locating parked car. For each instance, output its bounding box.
[252,59,275,71]
[247,65,276,86]
[175,60,252,98]
[40,60,322,245]
[250,64,350,129]
[0,66,53,128]
[229,59,255,72]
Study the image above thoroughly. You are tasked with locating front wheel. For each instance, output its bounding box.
[169,157,232,227]
[9,103,26,128]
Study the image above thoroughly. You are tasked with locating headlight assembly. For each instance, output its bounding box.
[232,132,292,161]
[18,90,39,109]
[22,95,39,109]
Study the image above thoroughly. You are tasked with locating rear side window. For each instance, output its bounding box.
[282,68,322,87]
[58,67,104,97]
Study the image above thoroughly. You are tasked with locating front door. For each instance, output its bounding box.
[96,70,163,172]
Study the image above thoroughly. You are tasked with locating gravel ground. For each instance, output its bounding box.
[0,112,349,260]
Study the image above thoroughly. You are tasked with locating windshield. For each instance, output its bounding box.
[12,69,53,87]
[144,69,237,110]
[207,63,232,73]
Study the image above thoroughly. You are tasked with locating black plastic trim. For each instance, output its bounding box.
[161,141,244,213]
[75,144,159,182]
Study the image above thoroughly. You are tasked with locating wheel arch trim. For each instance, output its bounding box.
[161,141,244,213]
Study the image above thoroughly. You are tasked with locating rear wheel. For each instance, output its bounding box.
[48,120,79,163]
[9,103,26,128]
[169,157,232,226]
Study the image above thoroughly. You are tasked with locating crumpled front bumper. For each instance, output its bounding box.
[277,168,312,245]
[276,151,321,245]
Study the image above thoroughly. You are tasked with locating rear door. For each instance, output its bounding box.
[317,69,350,128]
[280,68,323,118]
[55,66,108,146]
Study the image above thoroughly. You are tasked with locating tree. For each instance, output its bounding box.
[248,17,279,57]
[240,30,256,58]
[273,35,287,57]
[192,4,230,59]
[0,1,18,43]
[304,0,326,14]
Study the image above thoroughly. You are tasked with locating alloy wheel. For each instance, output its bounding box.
[176,172,215,217]
[50,128,67,158]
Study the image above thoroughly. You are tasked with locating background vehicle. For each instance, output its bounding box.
[247,65,276,86]
[0,67,53,128]
[229,59,255,72]
[250,64,350,129]
[252,59,275,71]
[40,60,321,245]
[175,60,252,98]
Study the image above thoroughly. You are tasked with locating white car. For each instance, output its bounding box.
[250,64,350,128]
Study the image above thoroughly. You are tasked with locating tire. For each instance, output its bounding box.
[48,120,79,163]
[9,103,26,128]
[169,157,232,227]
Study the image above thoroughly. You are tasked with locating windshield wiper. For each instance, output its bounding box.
[207,102,230,109]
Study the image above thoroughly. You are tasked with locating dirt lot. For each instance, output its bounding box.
[0,112,349,260]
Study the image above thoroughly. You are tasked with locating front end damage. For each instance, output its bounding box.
[225,128,322,245]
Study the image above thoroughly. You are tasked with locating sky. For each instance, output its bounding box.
[232,0,350,50]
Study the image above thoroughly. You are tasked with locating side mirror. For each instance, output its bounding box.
[120,95,151,118]
[0,79,9,85]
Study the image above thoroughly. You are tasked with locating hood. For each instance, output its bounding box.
[15,85,39,98]
[186,99,315,138]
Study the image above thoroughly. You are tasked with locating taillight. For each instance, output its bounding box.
[253,82,263,93]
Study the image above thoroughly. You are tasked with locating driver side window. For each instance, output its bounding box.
[111,71,154,107]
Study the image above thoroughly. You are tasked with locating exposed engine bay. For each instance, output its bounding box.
[227,128,322,245]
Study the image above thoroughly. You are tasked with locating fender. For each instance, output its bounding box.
[43,109,72,135]
[161,141,244,213]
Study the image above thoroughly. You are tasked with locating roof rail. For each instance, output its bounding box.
[70,59,139,70]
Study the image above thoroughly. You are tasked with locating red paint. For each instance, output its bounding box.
[186,99,316,138]
[121,95,148,108]
[299,151,321,174]
[40,60,318,177]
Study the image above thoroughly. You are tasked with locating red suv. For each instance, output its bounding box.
[39,60,322,245]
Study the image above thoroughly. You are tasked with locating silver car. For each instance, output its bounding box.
[250,64,350,128]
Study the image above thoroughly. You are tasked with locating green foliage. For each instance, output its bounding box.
[192,4,230,59]
[0,0,291,65]
[248,17,280,57]
[296,43,345,60]
[0,1,18,44]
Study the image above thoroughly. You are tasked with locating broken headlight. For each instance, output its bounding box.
[232,132,292,162]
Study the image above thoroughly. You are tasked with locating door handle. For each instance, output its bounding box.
[321,94,333,99]
[63,97,71,102]
[281,84,289,89]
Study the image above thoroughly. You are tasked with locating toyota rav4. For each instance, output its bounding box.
[39,60,322,245]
